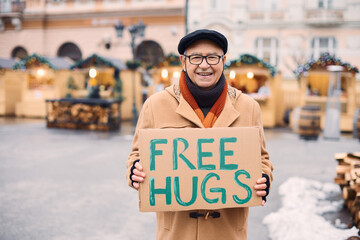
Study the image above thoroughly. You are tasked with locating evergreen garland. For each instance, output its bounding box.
[12,53,56,70]
[148,53,181,70]
[225,54,277,77]
[294,52,359,79]
[70,54,118,70]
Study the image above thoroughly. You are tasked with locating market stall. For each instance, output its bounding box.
[148,53,182,95]
[46,98,121,131]
[11,54,83,118]
[224,54,283,128]
[70,54,140,120]
[0,58,22,116]
[294,52,359,132]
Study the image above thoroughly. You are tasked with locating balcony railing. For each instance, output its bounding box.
[305,9,344,26]
[249,10,284,21]
[0,1,26,14]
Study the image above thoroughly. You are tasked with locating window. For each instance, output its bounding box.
[311,37,337,59]
[11,46,28,60]
[252,0,280,10]
[135,40,164,67]
[318,0,333,9]
[57,42,82,61]
[255,37,278,66]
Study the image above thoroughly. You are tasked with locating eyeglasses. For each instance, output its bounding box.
[184,54,223,65]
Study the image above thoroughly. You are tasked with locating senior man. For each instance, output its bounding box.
[126,29,273,240]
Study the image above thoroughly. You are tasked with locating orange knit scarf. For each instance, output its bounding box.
[179,71,228,128]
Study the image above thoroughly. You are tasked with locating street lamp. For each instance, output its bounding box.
[114,20,146,126]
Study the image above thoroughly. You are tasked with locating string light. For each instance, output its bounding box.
[173,71,180,78]
[229,70,236,79]
[89,68,97,78]
[161,69,168,79]
[247,72,254,79]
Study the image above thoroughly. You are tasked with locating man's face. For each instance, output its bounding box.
[180,39,226,90]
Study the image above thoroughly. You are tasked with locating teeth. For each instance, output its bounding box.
[198,73,211,76]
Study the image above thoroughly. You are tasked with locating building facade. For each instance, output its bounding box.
[187,0,360,79]
[0,0,359,80]
[0,0,186,66]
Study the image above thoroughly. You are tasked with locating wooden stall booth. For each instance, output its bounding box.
[0,58,22,116]
[224,54,284,128]
[294,52,359,132]
[46,98,121,131]
[148,53,182,95]
[11,54,83,118]
[70,54,142,121]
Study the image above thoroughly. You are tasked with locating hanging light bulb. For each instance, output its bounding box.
[229,70,236,79]
[89,68,97,78]
[247,72,254,79]
[173,71,180,78]
[161,69,168,79]
[37,68,45,77]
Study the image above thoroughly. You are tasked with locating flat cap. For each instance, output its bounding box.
[178,29,228,55]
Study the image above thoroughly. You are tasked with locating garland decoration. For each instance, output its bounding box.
[225,54,277,77]
[146,53,181,70]
[294,52,359,79]
[126,59,142,70]
[70,54,123,101]
[70,54,119,70]
[12,53,56,70]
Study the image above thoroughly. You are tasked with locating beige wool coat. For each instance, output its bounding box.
[126,84,273,240]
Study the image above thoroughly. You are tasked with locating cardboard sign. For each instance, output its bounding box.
[138,127,262,212]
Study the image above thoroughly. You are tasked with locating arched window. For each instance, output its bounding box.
[11,46,28,60]
[135,40,164,67]
[57,42,82,61]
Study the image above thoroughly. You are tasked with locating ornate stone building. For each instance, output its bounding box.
[187,0,360,79]
[1,0,359,79]
[0,0,185,66]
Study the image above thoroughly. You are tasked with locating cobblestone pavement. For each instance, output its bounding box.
[0,117,359,240]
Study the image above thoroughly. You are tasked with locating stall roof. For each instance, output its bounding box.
[70,54,126,71]
[0,58,17,69]
[294,52,359,78]
[47,57,74,70]
[226,54,277,77]
[13,54,57,70]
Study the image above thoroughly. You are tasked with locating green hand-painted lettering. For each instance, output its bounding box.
[173,138,196,170]
[174,176,198,206]
[149,176,172,206]
[197,138,215,170]
[201,173,226,204]
[150,139,167,171]
[219,137,238,170]
[233,170,252,204]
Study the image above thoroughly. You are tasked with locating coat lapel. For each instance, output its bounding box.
[167,84,240,128]
[213,94,240,127]
[176,95,204,128]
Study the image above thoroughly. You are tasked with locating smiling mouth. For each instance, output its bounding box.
[197,73,213,76]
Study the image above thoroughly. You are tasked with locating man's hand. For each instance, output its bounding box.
[254,175,270,206]
[131,161,146,189]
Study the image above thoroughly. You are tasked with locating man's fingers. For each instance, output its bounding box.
[135,162,143,171]
[133,182,140,189]
[254,183,267,190]
[256,177,267,184]
[132,175,144,183]
[133,168,145,177]
[256,190,267,197]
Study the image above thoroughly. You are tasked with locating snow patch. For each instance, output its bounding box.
[263,177,358,240]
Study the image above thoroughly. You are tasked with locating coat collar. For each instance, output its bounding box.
[166,84,240,128]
